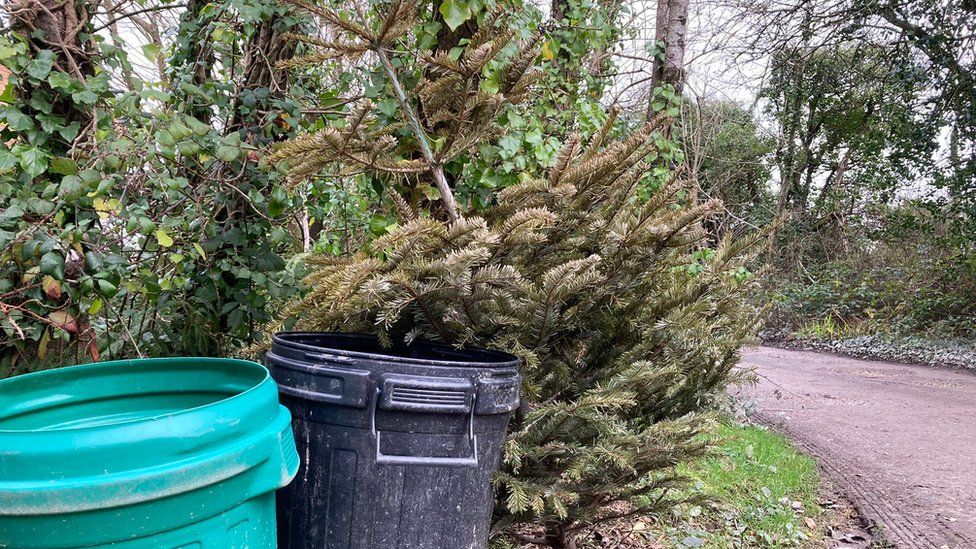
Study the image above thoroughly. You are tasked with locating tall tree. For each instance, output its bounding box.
[762,43,933,259]
[157,0,305,353]
[652,0,689,90]
[547,0,626,129]
[679,100,774,235]
[731,0,975,235]
[647,0,690,120]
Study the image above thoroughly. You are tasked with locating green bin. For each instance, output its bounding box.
[0,358,299,548]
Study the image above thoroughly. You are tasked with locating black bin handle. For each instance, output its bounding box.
[370,388,479,467]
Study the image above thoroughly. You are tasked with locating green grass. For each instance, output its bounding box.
[658,421,824,548]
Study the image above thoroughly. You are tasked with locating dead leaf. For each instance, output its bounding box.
[86,333,99,362]
[48,310,78,333]
[42,275,62,299]
[805,517,816,529]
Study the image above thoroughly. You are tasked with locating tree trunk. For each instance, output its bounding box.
[10,0,95,142]
[661,0,689,89]
[12,0,93,78]
[434,0,478,51]
[174,0,215,122]
[647,0,689,118]
[649,0,670,90]
[230,14,297,133]
[585,0,624,79]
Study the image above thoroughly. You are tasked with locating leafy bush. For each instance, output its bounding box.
[0,1,304,371]
[764,239,976,341]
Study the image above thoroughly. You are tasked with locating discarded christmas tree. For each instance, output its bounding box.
[268,2,761,546]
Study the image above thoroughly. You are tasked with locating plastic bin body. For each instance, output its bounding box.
[0,358,299,548]
[266,332,521,549]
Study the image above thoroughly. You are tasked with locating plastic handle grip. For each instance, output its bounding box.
[370,388,479,468]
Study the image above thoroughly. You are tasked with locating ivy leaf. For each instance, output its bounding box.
[96,278,117,297]
[26,50,55,80]
[376,98,399,117]
[269,185,290,217]
[268,197,286,217]
[156,128,176,147]
[439,0,471,31]
[27,197,55,215]
[0,150,15,172]
[0,82,14,103]
[0,228,13,249]
[178,140,202,157]
[0,45,19,60]
[71,89,98,105]
[541,40,556,61]
[155,229,174,248]
[93,197,119,219]
[47,72,72,90]
[58,122,80,142]
[216,132,242,162]
[59,175,83,199]
[39,251,65,279]
[169,121,192,140]
[179,82,207,98]
[5,109,34,132]
[50,157,78,175]
[185,116,211,136]
[138,217,156,234]
[19,146,49,177]
[103,155,121,170]
[141,43,159,61]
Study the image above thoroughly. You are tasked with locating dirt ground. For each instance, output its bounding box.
[739,346,976,548]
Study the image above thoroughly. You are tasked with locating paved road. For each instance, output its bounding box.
[739,346,976,548]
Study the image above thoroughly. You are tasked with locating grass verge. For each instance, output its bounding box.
[652,421,824,548]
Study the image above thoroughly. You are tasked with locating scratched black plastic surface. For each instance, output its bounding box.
[267,332,521,549]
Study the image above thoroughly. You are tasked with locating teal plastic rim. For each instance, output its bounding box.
[0,357,299,516]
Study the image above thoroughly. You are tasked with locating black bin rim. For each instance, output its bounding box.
[271,331,520,369]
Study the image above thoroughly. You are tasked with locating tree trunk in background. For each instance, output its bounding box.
[222,10,299,338]
[548,0,580,120]
[650,0,670,89]
[174,0,215,122]
[12,0,94,78]
[8,0,100,360]
[418,1,477,218]
[661,0,689,89]
[648,0,689,118]
[11,0,95,138]
[434,1,478,52]
[231,15,297,133]
[585,0,624,78]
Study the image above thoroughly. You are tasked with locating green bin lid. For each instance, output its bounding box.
[0,357,298,516]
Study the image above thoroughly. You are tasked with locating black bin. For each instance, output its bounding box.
[267,332,521,549]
